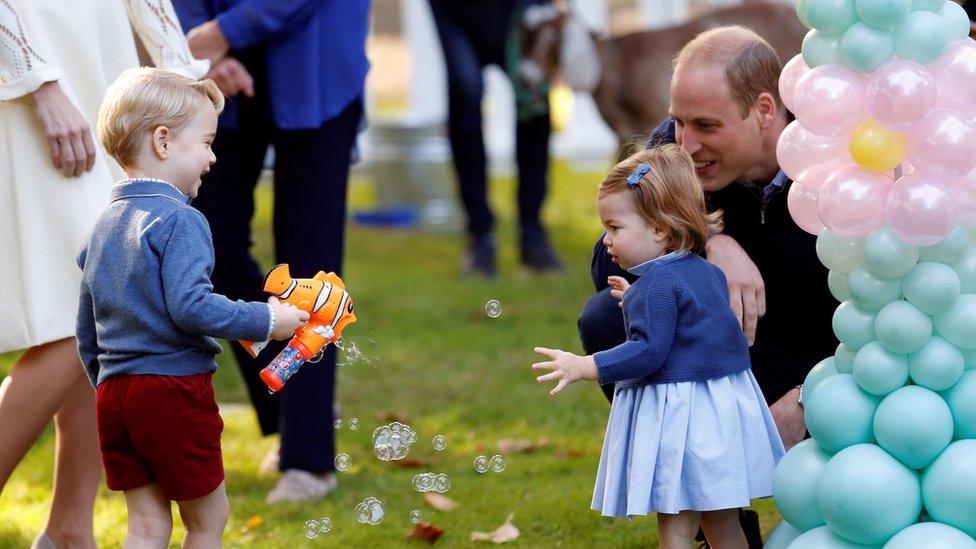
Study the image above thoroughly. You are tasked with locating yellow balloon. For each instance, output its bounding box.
[849,119,904,173]
[549,84,574,133]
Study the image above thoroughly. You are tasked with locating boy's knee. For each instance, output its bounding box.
[179,491,229,533]
[127,512,173,543]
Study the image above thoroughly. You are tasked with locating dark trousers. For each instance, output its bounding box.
[428,0,551,238]
[192,51,361,473]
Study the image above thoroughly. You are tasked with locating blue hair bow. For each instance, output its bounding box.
[627,163,651,188]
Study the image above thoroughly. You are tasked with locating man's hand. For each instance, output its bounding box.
[532,347,599,395]
[770,387,806,451]
[32,81,97,178]
[706,234,766,345]
[188,20,231,63]
[206,57,255,98]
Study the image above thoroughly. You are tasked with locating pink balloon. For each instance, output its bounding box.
[788,162,844,234]
[793,65,867,137]
[885,174,959,245]
[866,59,937,131]
[776,120,850,180]
[780,54,810,113]
[906,109,976,179]
[818,166,892,238]
[930,39,976,115]
[951,169,976,227]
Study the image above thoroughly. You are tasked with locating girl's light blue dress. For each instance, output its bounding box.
[591,253,786,517]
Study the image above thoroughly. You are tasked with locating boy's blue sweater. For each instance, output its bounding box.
[76,179,271,386]
[594,252,752,389]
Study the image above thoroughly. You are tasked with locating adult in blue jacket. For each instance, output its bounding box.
[171,0,370,502]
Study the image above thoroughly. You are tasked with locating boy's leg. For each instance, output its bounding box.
[176,481,229,549]
[657,511,701,549]
[700,508,748,549]
[122,484,172,549]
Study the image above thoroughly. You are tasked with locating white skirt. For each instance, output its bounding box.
[591,369,785,517]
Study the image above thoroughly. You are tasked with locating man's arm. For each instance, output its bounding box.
[769,386,806,451]
[705,234,766,346]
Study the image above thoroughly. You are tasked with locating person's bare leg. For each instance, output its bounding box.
[41,372,100,548]
[123,484,173,549]
[700,508,748,549]
[177,481,229,548]
[657,510,701,549]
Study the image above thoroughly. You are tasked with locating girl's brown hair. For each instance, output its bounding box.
[599,144,723,254]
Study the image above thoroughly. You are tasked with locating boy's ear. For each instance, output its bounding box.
[151,126,170,160]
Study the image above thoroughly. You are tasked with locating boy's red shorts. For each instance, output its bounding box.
[96,372,224,501]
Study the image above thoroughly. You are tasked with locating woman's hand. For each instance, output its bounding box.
[31,81,97,178]
[187,20,231,64]
[532,347,598,395]
[206,57,254,98]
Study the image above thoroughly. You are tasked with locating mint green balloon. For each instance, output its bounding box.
[773,439,831,531]
[865,226,918,278]
[895,10,951,63]
[934,294,976,349]
[817,444,922,545]
[910,335,965,390]
[942,0,971,40]
[952,247,976,293]
[922,440,976,538]
[848,264,903,311]
[856,0,912,28]
[764,521,803,549]
[829,270,852,302]
[805,374,880,452]
[841,23,896,72]
[798,0,814,28]
[833,301,878,350]
[788,525,880,548]
[809,0,860,35]
[853,341,909,395]
[941,370,976,439]
[875,300,932,354]
[885,523,976,549]
[913,0,946,11]
[965,348,976,370]
[819,230,866,273]
[803,29,843,67]
[836,343,857,373]
[903,262,961,315]
[874,386,954,468]
[919,225,969,264]
[806,357,840,400]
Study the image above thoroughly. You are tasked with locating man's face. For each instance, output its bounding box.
[669,64,765,192]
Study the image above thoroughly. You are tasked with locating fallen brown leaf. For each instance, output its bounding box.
[240,515,263,533]
[470,513,519,544]
[395,457,430,468]
[496,437,548,454]
[555,449,586,459]
[423,492,458,511]
[406,522,444,543]
[375,412,412,424]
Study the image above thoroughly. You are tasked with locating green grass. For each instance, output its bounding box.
[0,161,781,547]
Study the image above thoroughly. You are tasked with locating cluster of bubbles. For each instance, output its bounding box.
[372,422,418,461]
[336,337,377,367]
[354,497,385,526]
[409,509,422,524]
[473,454,506,474]
[432,434,447,451]
[484,299,502,318]
[411,472,452,493]
[334,453,351,472]
[302,517,332,539]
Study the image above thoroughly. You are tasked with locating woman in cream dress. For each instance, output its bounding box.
[0,1,205,545]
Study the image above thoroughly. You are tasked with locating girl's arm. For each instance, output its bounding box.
[532,347,599,395]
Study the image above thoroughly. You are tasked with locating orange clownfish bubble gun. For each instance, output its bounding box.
[239,264,357,393]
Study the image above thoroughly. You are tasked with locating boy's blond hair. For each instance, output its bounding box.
[599,145,723,255]
[97,68,224,168]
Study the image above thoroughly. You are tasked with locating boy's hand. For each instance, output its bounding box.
[608,276,630,307]
[532,347,599,395]
[269,297,309,340]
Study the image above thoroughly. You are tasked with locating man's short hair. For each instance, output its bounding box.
[673,26,784,119]
[97,68,224,168]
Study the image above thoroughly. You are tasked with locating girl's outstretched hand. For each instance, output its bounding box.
[607,276,630,307]
[532,347,599,395]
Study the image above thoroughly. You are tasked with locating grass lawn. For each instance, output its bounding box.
[0,161,781,547]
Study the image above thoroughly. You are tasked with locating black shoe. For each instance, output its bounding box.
[520,227,564,272]
[462,233,497,278]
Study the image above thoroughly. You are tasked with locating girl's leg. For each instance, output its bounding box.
[176,481,229,549]
[122,484,173,549]
[657,510,701,549]
[700,508,748,549]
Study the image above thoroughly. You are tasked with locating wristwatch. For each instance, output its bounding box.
[796,384,805,407]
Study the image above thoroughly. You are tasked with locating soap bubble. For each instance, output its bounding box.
[373,422,416,461]
[354,497,384,525]
[412,472,434,492]
[303,519,319,539]
[333,419,342,430]
[316,517,332,534]
[334,453,351,472]
[410,509,422,524]
[432,435,446,451]
[490,454,507,473]
[349,417,360,431]
[473,455,489,474]
[434,473,451,493]
[485,299,502,318]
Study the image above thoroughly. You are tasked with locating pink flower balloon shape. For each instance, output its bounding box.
[793,65,867,137]
[885,174,959,245]
[930,39,976,115]
[789,161,846,235]
[906,109,976,179]
[866,60,936,132]
[951,168,976,227]
[777,120,850,180]
[780,54,810,113]
[818,166,892,238]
